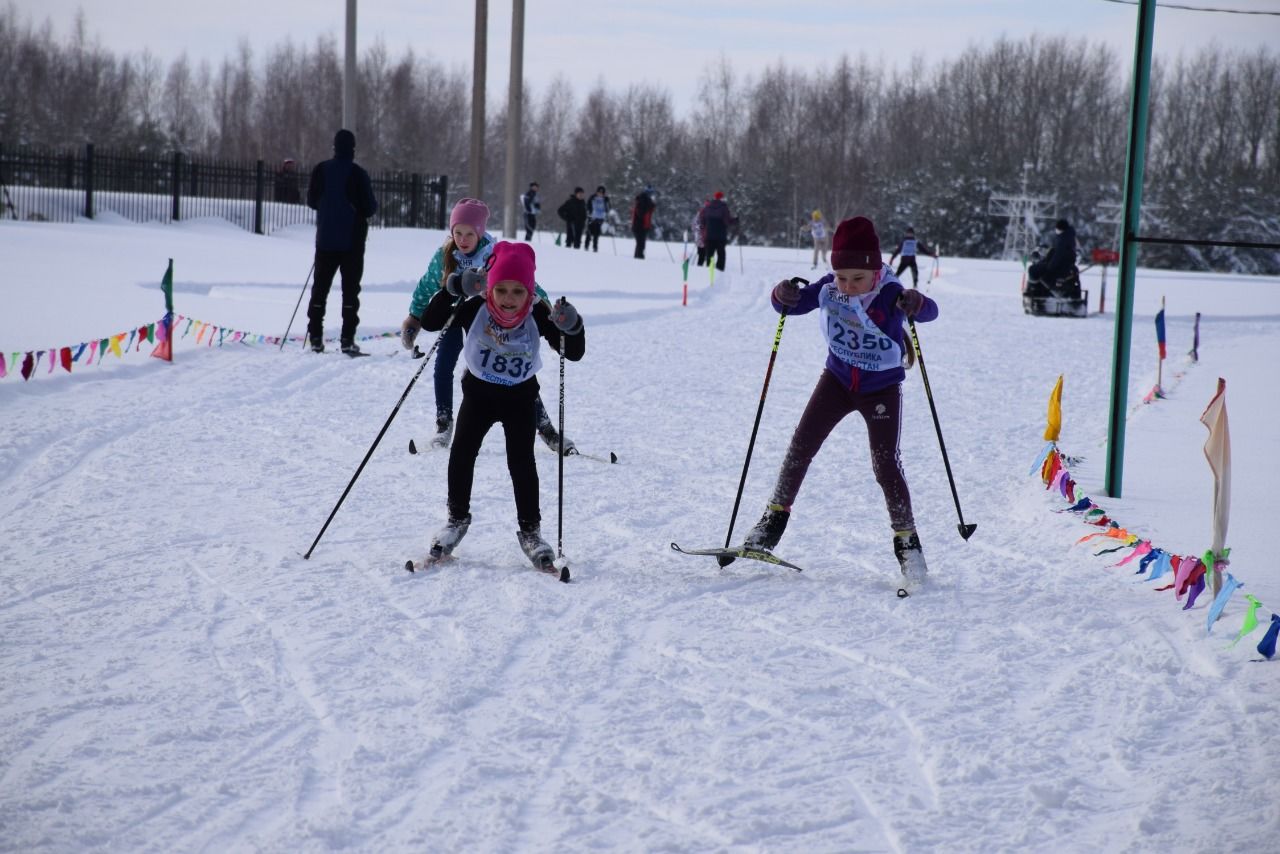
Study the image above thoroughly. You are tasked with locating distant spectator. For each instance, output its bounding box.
[585,185,610,252]
[274,158,301,204]
[305,129,378,356]
[631,184,656,259]
[697,191,735,271]
[557,187,588,249]
[522,182,541,241]
[888,226,938,289]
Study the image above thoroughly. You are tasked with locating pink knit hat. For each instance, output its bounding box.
[485,242,537,327]
[449,197,490,233]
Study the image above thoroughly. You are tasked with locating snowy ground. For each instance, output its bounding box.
[2,216,1278,852]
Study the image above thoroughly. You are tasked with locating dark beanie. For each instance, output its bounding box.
[830,217,882,271]
[333,129,356,156]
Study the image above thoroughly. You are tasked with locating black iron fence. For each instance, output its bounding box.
[0,143,448,235]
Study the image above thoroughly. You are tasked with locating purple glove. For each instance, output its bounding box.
[551,297,582,334]
[897,288,925,318]
[772,279,801,308]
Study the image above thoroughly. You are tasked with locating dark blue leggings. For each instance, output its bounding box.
[432,324,465,416]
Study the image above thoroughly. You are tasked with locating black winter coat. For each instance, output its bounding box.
[307,154,378,252]
[557,196,588,226]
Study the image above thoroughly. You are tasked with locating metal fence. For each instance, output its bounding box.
[0,143,448,235]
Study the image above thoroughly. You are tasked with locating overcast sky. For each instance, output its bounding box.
[24,1,1280,111]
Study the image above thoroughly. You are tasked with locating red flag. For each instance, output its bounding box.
[59,346,72,373]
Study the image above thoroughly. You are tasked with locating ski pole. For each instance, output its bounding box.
[557,329,566,561]
[721,277,807,559]
[907,318,977,541]
[279,260,316,350]
[303,309,458,559]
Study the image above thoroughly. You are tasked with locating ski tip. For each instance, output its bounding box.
[409,439,418,455]
[958,523,977,541]
[559,566,571,583]
[405,559,416,573]
[609,452,618,464]
[896,587,909,598]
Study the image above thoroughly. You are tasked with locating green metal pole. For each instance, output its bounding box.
[1104,0,1156,499]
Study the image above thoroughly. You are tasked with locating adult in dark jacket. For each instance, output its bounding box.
[305,129,378,354]
[557,187,588,249]
[274,159,301,204]
[1027,219,1078,296]
[698,191,735,271]
[631,185,656,259]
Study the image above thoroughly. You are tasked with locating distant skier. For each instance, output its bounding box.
[418,242,586,569]
[631,185,656,259]
[584,186,610,252]
[734,216,938,592]
[803,209,830,270]
[522,182,541,241]
[399,198,574,453]
[887,226,938,289]
[697,191,736,272]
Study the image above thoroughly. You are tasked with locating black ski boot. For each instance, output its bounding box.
[431,410,453,449]
[340,340,365,357]
[745,505,790,551]
[308,333,325,353]
[893,530,928,597]
[718,504,789,567]
[516,519,555,570]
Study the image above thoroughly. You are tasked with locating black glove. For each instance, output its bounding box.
[897,288,925,318]
[772,279,801,308]
[400,315,421,350]
[551,297,582,334]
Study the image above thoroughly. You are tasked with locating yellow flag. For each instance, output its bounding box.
[1043,374,1064,442]
[1200,378,1231,596]
[108,334,125,358]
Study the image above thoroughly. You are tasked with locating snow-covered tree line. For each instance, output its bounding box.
[2,8,1277,271]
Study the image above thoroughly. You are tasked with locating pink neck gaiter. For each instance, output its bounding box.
[486,288,535,328]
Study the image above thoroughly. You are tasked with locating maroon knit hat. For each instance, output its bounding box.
[830,217,882,271]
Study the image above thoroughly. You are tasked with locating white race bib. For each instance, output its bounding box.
[463,305,543,386]
[818,285,901,372]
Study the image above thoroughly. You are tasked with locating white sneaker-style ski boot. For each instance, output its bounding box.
[431,411,453,449]
[429,514,471,561]
[516,520,555,570]
[893,530,928,597]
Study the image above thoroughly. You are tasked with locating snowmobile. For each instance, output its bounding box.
[1022,249,1089,318]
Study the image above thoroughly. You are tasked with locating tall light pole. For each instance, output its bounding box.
[343,0,357,133]
[502,0,525,239]
[470,1,487,200]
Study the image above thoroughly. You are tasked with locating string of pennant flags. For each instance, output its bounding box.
[1033,370,1277,661]
[2,260,395,382]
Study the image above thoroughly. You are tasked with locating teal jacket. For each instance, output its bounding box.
[410,233,551,317]
[409,233,496,318]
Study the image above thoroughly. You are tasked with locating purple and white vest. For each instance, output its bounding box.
[464,305,543,386]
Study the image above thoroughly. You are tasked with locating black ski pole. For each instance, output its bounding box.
[303,310,457,559]
[907,317,977,540]
[279,260,316,351]
[557,329,566,560]
[720,277,807,564]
